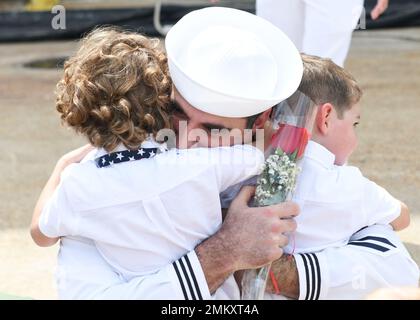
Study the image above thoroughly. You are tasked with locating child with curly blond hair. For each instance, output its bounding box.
[30,27,264,294]
[56,27,172,151]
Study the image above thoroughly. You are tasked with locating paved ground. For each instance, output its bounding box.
[0,27,419,299]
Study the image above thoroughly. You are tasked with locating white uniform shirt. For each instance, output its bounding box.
[284,140,401,254]
[56,224,419,300]
[39,140,264,285]
[51,140,418,300]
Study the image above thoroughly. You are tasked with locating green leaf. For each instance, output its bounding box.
[290,149,298,161]
[275,148,284,156]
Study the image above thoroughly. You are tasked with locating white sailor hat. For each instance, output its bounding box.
[165,7,303,118]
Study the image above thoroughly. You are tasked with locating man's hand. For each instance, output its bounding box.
[371,0,389,20]
[221,186,299,270]
[195,186,299,293]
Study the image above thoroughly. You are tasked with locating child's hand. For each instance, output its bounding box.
[57,144,95,170]
[390,202,410,231]
[371,0,389,20]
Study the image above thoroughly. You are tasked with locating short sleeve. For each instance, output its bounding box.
[38,172,78,238]
[362,178,401,226]
[211,145,265,192]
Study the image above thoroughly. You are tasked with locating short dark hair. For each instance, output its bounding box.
[246,112,263,129]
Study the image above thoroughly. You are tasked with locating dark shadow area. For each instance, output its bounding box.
[23,56,67,69]
[1,0,420,42]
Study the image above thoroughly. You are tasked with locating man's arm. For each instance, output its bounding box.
[267,224,419,300]
[265,255,299,299]
[58,237,211,299]
[48,146,299,299]
[58,187,299,299]
[196,186,299,293]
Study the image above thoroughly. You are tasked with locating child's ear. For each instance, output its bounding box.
[252,108,272,130]
[316,103,333,135]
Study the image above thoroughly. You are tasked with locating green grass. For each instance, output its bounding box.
[0,292,32,300]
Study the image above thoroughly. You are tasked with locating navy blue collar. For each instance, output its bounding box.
[95,147,161,168]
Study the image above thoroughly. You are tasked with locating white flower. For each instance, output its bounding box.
[255,151,301,205]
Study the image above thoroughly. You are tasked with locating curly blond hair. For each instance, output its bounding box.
[56,27,172,152]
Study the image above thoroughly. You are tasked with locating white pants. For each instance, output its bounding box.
[256,0,364,66]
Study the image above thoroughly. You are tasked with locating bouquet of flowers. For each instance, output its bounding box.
[241,91,316,300]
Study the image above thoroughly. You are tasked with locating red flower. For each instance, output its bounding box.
[270,124,310,160]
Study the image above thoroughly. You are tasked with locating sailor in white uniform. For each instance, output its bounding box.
[38,7,303,299]
[50,7,417,300]
[256,0,389,66]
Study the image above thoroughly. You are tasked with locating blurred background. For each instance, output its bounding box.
[0,0,419,299]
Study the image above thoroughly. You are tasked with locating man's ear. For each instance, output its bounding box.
[316,103,333,135]
[252,108,272,130]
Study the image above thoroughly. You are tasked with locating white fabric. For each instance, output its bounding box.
[49,137,418,300]
[56,225,419,300]
[283,141,402,254]
[256,0,364,66]
[183,26,278,100]
[294,225,419,300]
[166,7,303,117]
[264,226,419,300]
[39,141,264,284]
[57,236,212,300]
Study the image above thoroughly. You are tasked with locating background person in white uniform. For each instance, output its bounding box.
[37,8,418,300]
[256,0,390,66]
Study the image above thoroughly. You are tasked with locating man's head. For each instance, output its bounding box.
[165,7,303,148]
[170,87,271,148]
[298,54,363,165]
